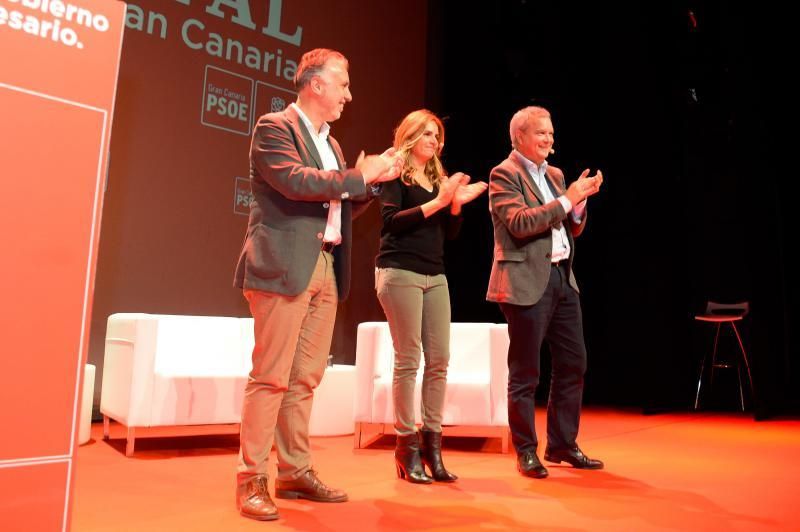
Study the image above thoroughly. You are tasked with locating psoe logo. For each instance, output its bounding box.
[202,65,254,135]
[253,80,295,121]
[270,96,285,112]
[234,176,253,216]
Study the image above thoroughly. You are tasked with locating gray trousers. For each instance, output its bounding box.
[376,267,451,435]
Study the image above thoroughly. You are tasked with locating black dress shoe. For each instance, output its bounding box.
[544,446,604,469]
[517,451,548,478]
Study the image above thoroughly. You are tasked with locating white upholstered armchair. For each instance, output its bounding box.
[101,313,363,456]
[100,313,254,456]
[354,322,511,452]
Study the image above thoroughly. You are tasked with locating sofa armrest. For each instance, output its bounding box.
[489,324,510,425]
[99,313,159,427]
[354,322,384,423]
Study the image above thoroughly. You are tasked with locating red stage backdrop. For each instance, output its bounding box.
[0,0,126,530]
[88,0,429,405]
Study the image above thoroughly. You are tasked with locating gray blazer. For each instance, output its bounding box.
[486,152,587,306]
[234,106,372,300]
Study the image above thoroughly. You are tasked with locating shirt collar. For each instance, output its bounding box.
[291,103,330,140]
[513,149,548,179]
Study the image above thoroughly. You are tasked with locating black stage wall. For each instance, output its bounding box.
[427,2,795,418]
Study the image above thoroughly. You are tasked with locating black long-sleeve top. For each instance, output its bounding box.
[375,179,463,275]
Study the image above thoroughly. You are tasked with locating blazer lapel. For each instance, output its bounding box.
[545,167,564,196]
[286,106,324,169]
[328,136,346,170]
[510,152,546,205]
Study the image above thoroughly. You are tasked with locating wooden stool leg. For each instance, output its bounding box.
[125,427,136,457]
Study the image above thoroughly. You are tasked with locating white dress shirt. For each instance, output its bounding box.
[513,150,585,263]
[291,103,342,244]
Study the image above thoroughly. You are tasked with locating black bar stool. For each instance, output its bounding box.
[693,301,754,411]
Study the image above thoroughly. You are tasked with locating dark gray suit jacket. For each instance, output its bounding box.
[234,105,372,301]
[486,152,587,306]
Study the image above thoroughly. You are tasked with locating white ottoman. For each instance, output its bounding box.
[309,364,356,436]
[79,364,96,445]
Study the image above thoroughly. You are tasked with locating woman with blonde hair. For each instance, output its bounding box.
[375,109,487,483]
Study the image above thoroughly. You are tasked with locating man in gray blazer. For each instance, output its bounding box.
[233,48,400,521]
[487,106,604,479]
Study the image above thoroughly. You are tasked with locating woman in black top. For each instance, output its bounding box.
[376,109,487,483]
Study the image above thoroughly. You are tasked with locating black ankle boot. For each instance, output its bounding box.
[420,429,458,482]
[395,433,433,484]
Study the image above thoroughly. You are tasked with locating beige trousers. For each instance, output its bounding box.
[237,251,337,483]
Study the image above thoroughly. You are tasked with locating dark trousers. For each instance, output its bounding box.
[500,263,587,454]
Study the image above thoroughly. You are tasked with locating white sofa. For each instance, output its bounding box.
[101,313,362,456]
[100,313,254,456]
[354,322,511,452]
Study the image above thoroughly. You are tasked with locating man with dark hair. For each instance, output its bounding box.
[233,48,400,521]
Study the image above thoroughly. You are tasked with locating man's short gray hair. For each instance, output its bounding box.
[294,48,348,90]
[509,106,551,149]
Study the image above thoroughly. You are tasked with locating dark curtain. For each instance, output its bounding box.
[427,2,796,417]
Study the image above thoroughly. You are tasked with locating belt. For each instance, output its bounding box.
[321,241,337,253]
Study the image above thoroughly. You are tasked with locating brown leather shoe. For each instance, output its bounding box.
[275,470,348,502]
[236,475,279,521]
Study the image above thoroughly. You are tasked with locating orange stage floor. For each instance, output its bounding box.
[72,408,800,531]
